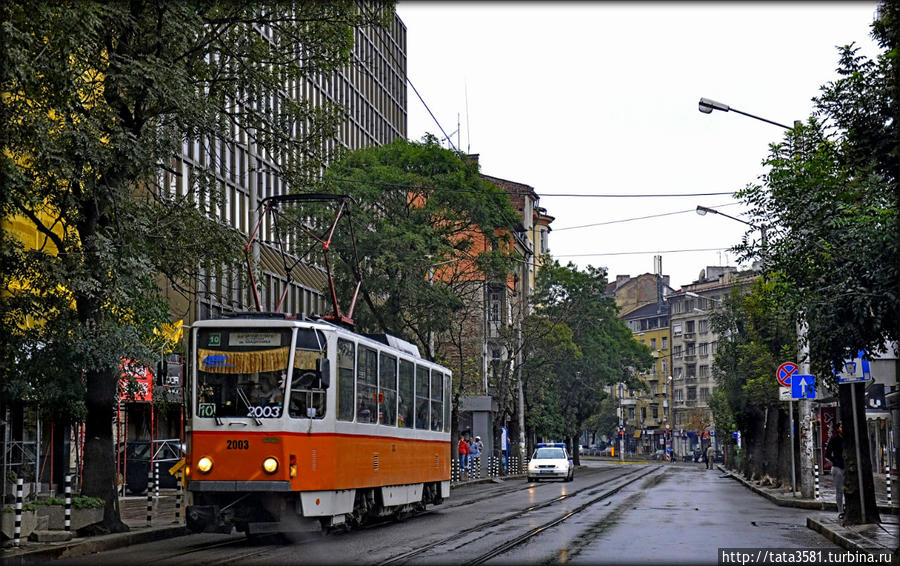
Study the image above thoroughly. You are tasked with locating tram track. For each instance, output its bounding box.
[378,463,660,565]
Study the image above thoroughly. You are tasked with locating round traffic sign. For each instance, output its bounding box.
[777,362,798,386]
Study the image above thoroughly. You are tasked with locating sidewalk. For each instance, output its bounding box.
[2,491,189,566]
[718,464,899,558]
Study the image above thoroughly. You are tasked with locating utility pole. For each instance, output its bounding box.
[798,320,814,498]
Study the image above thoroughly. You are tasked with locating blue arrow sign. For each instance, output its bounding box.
[791,374,816,399]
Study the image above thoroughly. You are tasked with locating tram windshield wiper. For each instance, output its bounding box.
[236,387,262,425]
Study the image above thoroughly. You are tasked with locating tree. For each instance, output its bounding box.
[2,1,392,531]
[735,3,897,524]
[523,260,652,457]
[710,279,797,486]
[318,136,519,354]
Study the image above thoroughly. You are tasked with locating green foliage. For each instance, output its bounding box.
[523,259,653,441]
[734,5,898,373]
[318,136,520,354]
[1,0,394,522]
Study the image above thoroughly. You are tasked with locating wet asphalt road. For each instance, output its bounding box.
[52,460,838,566]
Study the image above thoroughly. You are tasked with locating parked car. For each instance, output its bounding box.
[651,449,667,461]
[118,439,184,494]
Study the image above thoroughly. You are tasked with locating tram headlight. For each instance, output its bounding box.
[197,456,213,474]
[262,457,279,474]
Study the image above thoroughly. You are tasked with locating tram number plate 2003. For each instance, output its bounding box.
[226,440,249,450]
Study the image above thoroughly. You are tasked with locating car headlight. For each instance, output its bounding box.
[197,456,213,474]
[262,457,279,474]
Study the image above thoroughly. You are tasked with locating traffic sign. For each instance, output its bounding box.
[836,351,871,384]
[791,374,816,399]
[779,387,792,401]
[777,362,798,386]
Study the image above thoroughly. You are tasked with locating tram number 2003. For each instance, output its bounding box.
[226,440,249,450]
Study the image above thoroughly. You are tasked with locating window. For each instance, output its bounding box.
[430,369,443,431]
[700,387,709,402]
[685,300,694,312]
[379,353,397,426]
[628,407,635,420]
[641,407,647,421]
[415,365,430,429]
[699,319,709,333]
[662,337,668,350]
[675,388,684,401]
[699,365,710,378]
[356,346,378,424]
[650,338,657,350]
[687,387,697,400]
[673,323,682,336]
[686,343,695,356]
[699,343,709,356]
[398,359,414,428]
[674,367,683,379]
[686,320,695,333]
[337,339,355,421]
[673,345,682,358]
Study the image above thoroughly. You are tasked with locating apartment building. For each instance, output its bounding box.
[159,13,410,324]
[668,266,758,456]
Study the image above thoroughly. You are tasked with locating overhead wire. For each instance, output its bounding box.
[553,202,742,231]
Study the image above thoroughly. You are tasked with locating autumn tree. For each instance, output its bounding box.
[2,1,392,530]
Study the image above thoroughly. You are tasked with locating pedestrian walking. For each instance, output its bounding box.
[825,423,845,520]
[469,435,482,474]
[706,445,715,470]
[458,435,470,479]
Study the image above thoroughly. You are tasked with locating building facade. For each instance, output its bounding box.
[668,266,758,456]
[158,13,410,325]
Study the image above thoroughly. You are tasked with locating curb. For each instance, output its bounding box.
[3,525,189,566]
[806,516,882,555]
[718,465,895,514]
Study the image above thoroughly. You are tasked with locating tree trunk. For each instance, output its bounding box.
[776,406,792,488]
[839,382,879,525]
[762,405,780,484]
[748,409,767,480]
[82,366,128,533]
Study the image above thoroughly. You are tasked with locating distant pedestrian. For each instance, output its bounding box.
[825,423,845,520]
[458,435,470,478]
[469,436,482,474]
[706,445,715,469]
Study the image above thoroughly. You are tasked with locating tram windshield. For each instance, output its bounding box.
[195,328,294,419]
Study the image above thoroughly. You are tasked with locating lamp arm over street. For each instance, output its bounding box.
[698,97,794,131]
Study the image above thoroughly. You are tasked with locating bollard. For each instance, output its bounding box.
[175,470,183,521]
[887,465,892,508]
[147,468,154,526]
[65,474,72,532]
[14,478,23,547]
[155,461,160,498]
[814,464,819,501]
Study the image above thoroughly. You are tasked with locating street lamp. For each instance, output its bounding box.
[696,205,768,250]
[698,97,795,131]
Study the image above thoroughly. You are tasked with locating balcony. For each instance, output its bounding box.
[685,399,697,407]
[683,332,696,340]
[683,354,696,362]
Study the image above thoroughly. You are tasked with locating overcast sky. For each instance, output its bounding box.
[397,1,881,289]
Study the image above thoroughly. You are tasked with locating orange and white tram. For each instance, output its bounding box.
[183,314,452,536]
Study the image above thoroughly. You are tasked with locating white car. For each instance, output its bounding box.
[526,443,574,482]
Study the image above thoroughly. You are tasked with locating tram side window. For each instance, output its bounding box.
[357,345,378,424]
[337,339,355,421]
[415,365,430,429]
[379,353,397,426]
[443,373,451,432]
[430,369,443,431]
[398,359,414,428]
[288,349,325,419]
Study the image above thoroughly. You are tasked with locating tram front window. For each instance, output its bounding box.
[196,329,292,419]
